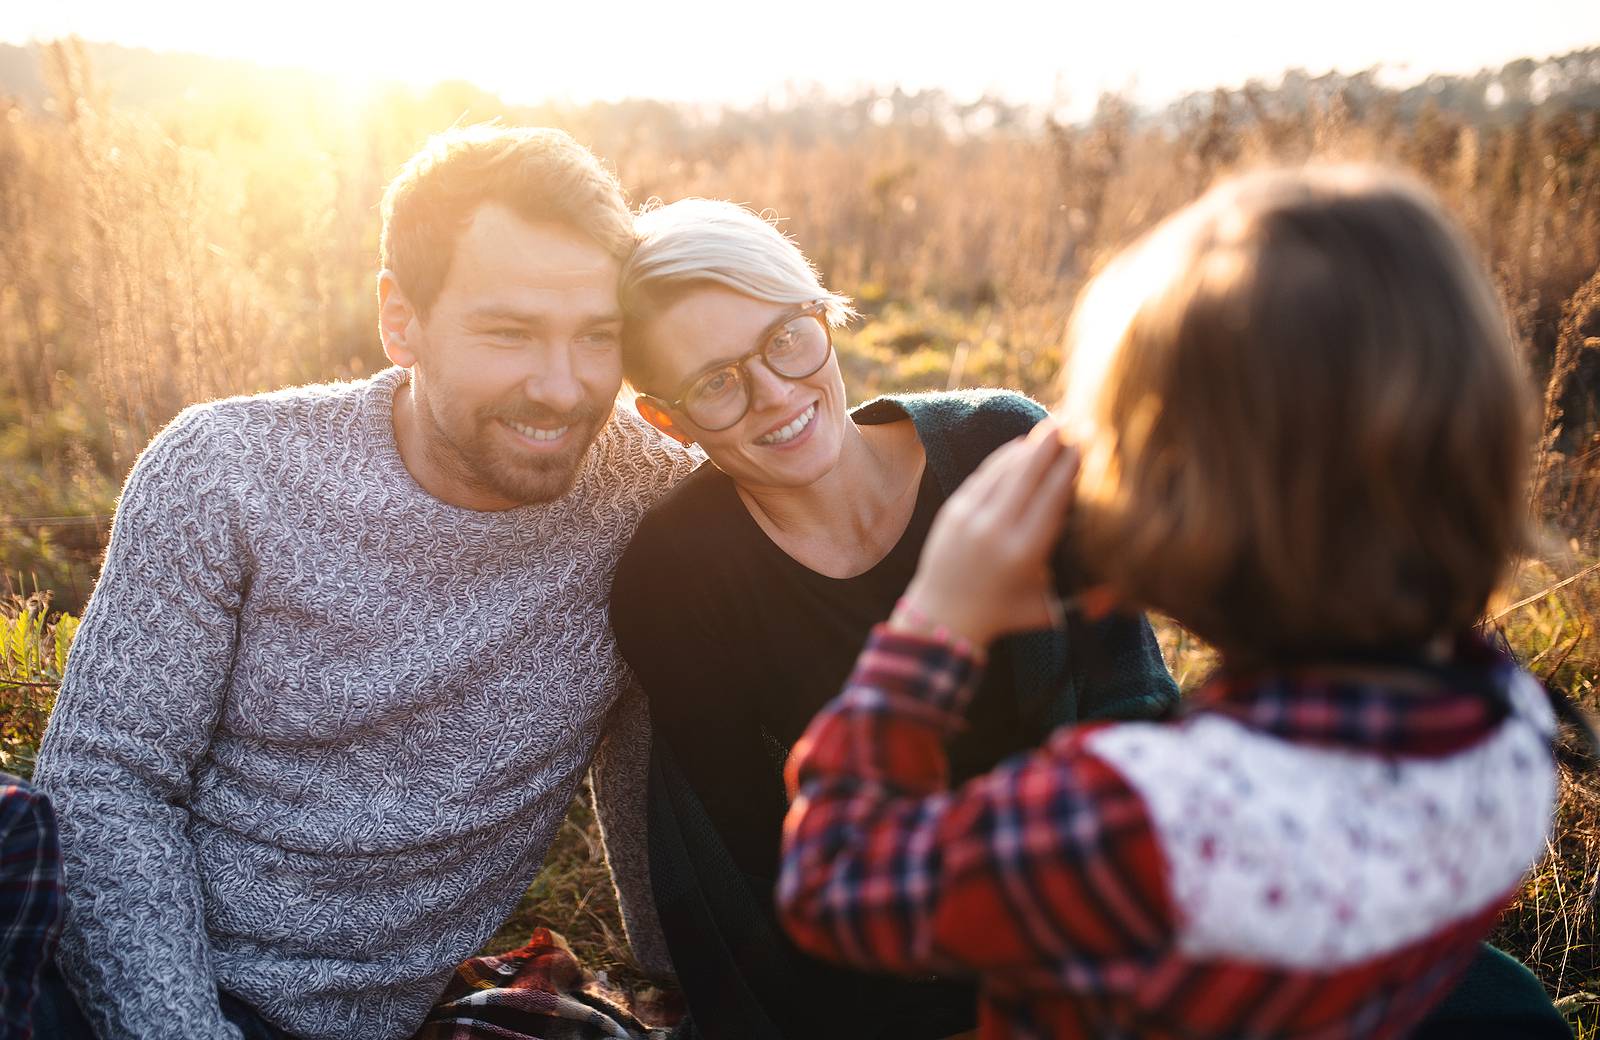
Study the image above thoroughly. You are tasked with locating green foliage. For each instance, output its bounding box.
[0,592,75,778]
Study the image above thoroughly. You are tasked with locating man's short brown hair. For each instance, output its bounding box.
[379,124,634,317]
[1059,166,1536,661]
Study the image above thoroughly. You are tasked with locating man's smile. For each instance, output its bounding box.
[501,417,573,446]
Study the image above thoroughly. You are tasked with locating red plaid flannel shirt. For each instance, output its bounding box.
[778,627,1554,1040]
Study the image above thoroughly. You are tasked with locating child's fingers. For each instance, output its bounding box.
[990,441,1076,576]
[984,422,1071,521]
[1078,584,1120,620]
[938,423,1071,563]
[1018,441,1078,541]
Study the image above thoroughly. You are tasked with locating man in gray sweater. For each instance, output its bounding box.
[32,125,695,1040]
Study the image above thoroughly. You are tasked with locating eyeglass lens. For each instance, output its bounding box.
[685,313,830,430]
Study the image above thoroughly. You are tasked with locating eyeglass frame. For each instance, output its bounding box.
[642,300,835,433]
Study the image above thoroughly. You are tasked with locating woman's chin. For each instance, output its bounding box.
[722,428,843,490]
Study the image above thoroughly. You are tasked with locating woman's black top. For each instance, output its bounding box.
[613,460,1025,882]
[611,391,1180,1040]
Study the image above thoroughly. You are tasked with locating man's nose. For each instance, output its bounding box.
[523,347,584,414]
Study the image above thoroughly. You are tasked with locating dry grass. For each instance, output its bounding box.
[2,36,1598,1032]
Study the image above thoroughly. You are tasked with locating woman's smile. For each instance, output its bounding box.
[754,402,818,447]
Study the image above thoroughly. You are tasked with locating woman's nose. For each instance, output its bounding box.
[744,356,796,412]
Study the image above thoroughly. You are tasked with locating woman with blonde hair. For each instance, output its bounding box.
[609,198,1178,1039]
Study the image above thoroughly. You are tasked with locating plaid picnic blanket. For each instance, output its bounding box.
[413,929,677,1040]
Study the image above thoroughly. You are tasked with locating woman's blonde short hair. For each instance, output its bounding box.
[1061,166,1536,661]
[619,198,857,391]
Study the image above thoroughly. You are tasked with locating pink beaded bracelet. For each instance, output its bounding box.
[886,597,988,664]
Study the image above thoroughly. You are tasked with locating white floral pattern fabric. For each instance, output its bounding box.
[1086,672,1557,969]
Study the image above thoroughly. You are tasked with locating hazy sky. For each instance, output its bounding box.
[6,0,1600,116]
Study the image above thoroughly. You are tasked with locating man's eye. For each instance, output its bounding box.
[579,329,620,348]
[486,328,529,343]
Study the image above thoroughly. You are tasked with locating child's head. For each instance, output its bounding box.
[1059,165,1535,662]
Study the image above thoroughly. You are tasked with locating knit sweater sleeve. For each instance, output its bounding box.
[33,406,250,1040]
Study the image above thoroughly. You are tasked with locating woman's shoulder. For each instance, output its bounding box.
[855,389,1047,489]
[855,388,1046,438]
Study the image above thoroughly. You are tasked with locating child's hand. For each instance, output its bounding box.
[896,421,1078,649]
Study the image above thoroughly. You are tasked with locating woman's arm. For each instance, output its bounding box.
[610,528,804,1039]
[610,532,789,878]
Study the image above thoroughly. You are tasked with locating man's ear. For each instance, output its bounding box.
[377,271,420,368]
[635,395,696,446]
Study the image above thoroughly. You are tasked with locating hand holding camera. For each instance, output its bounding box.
[893,420,1080,650]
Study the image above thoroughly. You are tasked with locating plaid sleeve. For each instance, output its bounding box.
[777,626,1175,988]
[0,776,65,1036]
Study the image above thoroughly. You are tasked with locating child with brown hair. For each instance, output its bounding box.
[775,166,1568,1039]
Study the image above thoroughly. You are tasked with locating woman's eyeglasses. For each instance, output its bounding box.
[651,302,834,432]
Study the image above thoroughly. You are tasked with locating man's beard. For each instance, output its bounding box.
[421,394,608,507]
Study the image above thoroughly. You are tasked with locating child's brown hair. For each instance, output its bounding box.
[1060,166,1536,661]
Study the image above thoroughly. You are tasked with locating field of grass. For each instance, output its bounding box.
[2,36,1599,1034]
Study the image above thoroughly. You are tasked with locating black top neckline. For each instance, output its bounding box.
[710,459,942,587]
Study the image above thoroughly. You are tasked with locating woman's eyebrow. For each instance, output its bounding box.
[689,309,806,376]
[682,335,766,384]
[678,354,742,389]
[667,305,814,396]
[754,305,807,342]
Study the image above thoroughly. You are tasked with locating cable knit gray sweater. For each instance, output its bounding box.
[34,368,695,1040]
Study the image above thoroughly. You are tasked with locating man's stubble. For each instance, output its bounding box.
[416,386,610,507]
